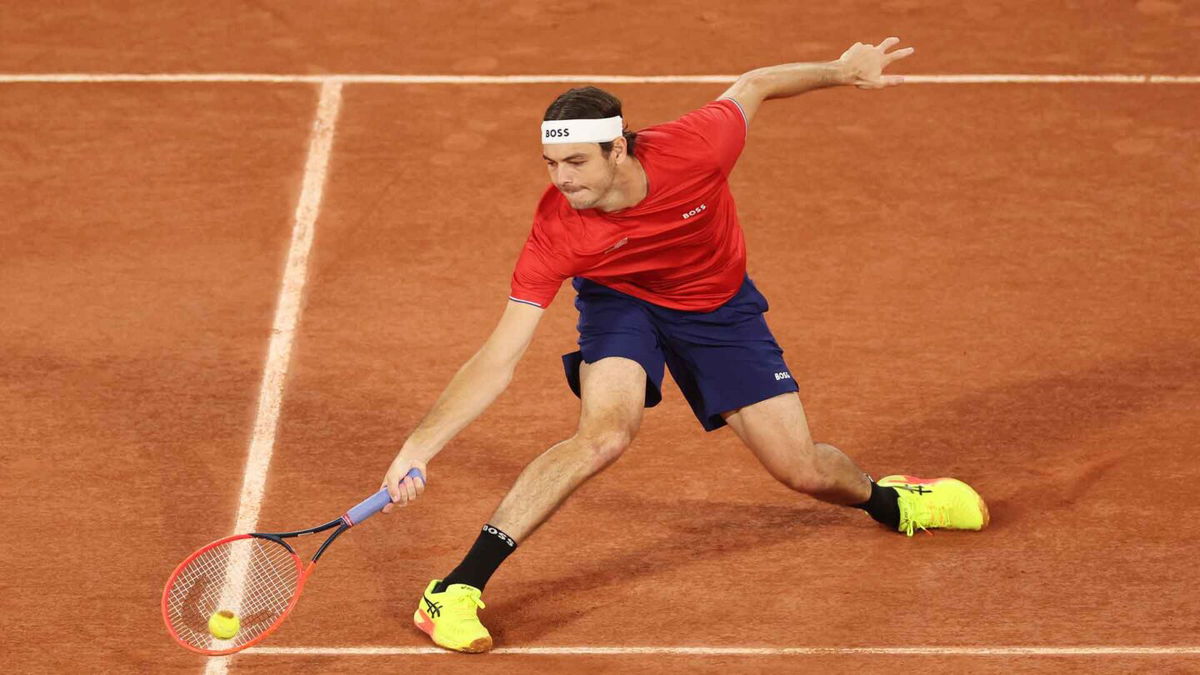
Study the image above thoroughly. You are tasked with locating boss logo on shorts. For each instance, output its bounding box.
[482,524,517,548]
[681,204,707,220]
[544,128,570,139]
[774,372,792,381]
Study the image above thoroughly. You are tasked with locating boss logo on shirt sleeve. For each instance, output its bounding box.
[544,128,570,139]
[681,204,707,219]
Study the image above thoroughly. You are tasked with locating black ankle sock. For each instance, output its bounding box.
[854,481,901,529]
[435,524,517,593]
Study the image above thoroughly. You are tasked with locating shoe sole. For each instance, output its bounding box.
[880,475,990,530]
[976,487,991,529]
[413,608,494,653]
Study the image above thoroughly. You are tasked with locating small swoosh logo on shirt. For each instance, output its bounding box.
[604,237,629,254]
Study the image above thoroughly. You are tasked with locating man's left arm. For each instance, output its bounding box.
[720,37,915,124]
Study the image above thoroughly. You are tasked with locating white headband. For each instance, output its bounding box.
[540,116,623,144]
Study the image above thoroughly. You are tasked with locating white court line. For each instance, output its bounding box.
[0,72,1198,84]
[203,80,344,675]
[246,645,1200,657]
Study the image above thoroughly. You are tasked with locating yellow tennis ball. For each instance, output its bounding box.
[208,609,240,640]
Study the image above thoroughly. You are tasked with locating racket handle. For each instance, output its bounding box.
[344,468,425,526]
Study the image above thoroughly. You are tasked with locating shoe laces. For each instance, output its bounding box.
[454,587,485,611]
[900,497,948,537]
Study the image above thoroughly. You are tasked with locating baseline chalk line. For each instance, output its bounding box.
[244,645,1200,657]
[0,73,1197,84]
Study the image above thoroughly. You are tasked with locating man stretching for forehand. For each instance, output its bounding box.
[380,38,988,653]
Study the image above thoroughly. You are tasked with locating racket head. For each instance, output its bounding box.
[161,534,306,655]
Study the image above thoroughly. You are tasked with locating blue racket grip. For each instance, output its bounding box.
[343,468,425,526]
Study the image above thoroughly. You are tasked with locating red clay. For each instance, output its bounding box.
[1,4,1198,674]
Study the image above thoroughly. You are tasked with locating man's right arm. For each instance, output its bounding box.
[718,37,914,124]
[381,299,544,509]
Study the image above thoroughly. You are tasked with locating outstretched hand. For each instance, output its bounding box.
[838,37,914,89]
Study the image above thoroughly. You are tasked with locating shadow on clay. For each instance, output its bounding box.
[864,347,1196,530]
[489,497,852,644]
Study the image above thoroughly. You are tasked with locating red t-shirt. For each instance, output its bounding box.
[509,98,749,312]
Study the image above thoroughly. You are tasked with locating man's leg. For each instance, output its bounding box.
[415,357,647,653]
[721,391,987,535]
[721,391,874,506]
[654,277,984,535]
[489,355,647,541]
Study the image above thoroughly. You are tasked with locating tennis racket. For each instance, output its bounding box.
[161,468,424,655]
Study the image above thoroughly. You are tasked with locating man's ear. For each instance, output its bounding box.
[610,136,628,163]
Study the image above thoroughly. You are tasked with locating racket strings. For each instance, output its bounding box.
[164,537,301,651]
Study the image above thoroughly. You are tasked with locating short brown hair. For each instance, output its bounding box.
[543,86,637,157]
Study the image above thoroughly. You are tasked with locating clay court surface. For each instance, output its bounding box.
[2,2,1198,673]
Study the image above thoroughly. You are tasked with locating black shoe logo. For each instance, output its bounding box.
[423,595,443,618]
[894,484,933,495]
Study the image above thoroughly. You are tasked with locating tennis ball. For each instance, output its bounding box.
[208,609,240,640]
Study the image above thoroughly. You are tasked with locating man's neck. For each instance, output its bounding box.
[596,157,648,213]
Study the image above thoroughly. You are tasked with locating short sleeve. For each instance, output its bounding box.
[509,222,568,309]
[673,99,749,175]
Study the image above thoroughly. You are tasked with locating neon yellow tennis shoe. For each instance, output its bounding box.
[877,475,990,537]
[413,579,493,653]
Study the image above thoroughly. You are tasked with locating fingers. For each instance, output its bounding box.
[397,473,426,504]
[872,36,914,63]
[847,37,912,90]
[877,36,901,52]
[380,462,429,513]
[382,479,411,509]
[381,478,399,513]
[384,473,402,505]
[856,78,905,89]
[886,46,915,64]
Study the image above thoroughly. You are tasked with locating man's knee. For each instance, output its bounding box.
[574,428,635,471]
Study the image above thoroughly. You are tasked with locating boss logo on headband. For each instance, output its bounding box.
[541,115,622,144]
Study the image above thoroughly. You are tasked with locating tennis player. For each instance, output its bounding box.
[381,37,988,653]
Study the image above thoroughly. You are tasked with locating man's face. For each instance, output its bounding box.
[542,142,619,210]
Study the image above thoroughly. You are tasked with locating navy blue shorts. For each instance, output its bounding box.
[562,275,799,431]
